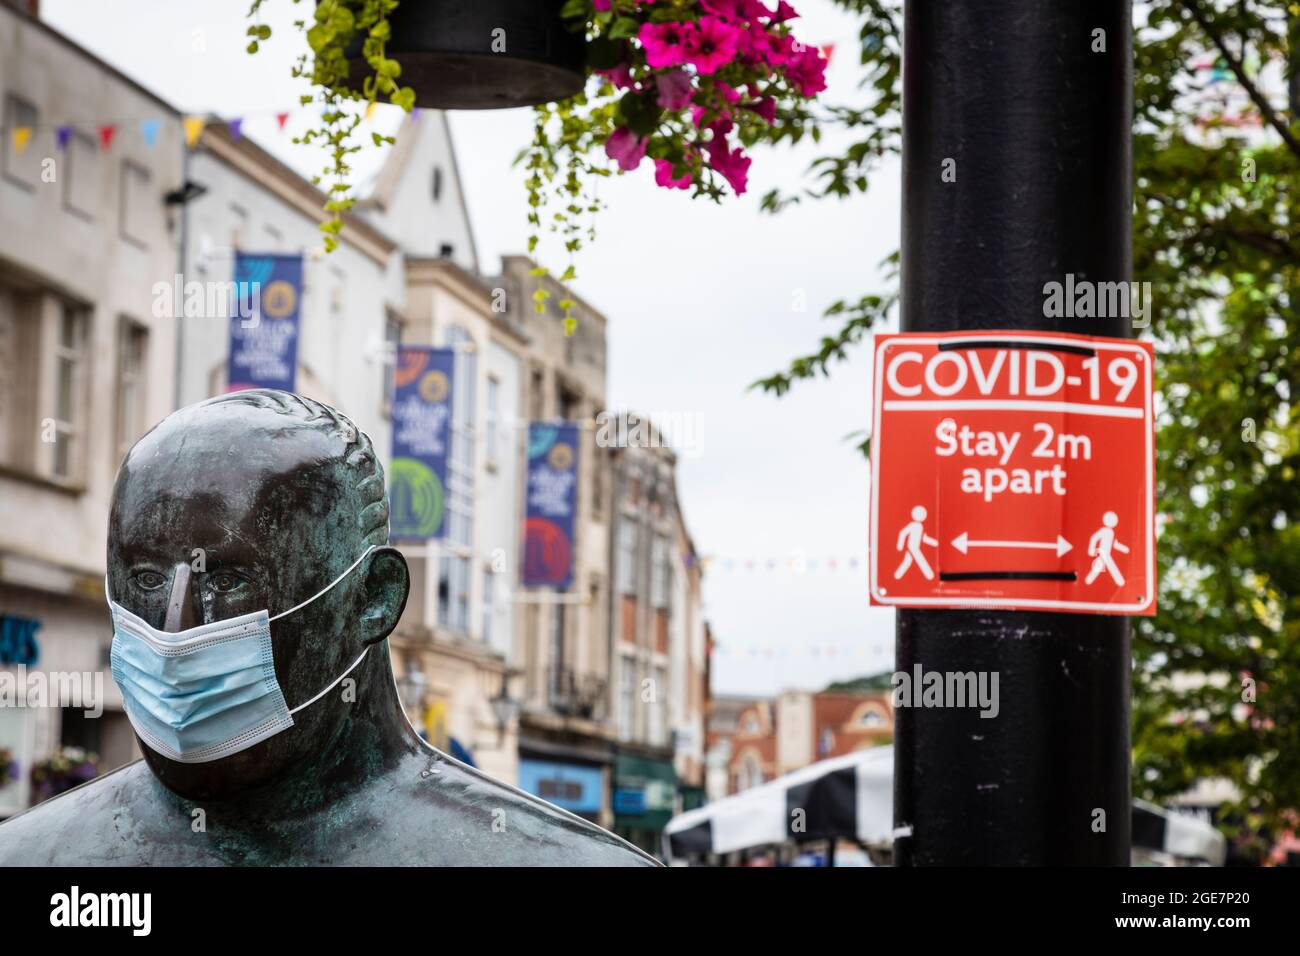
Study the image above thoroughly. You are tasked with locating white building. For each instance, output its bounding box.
[178,114,526,784]
[0,0,532,815]
[0,1,183,815]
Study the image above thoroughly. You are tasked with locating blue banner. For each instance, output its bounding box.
[226,252,302,393]
[523,422,579,589]
[389,346,455,540]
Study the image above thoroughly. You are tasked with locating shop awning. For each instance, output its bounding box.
[665,746,894,859]
[1131,798,1226,866]
[665,745,1227,865]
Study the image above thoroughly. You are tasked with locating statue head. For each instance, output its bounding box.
[106,389,410,800]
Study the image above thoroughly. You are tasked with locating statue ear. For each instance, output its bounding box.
[358,546,410,646]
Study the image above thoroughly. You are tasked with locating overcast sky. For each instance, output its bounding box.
[43,0,903,696]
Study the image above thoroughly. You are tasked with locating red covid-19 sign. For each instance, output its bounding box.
[869,330,1155,615]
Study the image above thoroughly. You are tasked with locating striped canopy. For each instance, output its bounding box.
[666,745,1226,865]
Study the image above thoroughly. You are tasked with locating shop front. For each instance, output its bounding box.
[612,751,677,857]
[517,756,605,824]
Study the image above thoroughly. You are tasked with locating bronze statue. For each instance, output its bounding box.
[0,390,655,866]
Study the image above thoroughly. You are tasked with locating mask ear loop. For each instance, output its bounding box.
[268,544,378,716]
[268,545,377,622]
[288,647,370,715]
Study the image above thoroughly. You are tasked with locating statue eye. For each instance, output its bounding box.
[208,571,246,594]
[132,570,167,591]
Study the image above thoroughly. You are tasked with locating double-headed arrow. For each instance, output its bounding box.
[951,532,1072,558]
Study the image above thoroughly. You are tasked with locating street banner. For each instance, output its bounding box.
[225,252,302,393]
[869,330,1155,614]
[389,346,456,540]
[522,422,580,589]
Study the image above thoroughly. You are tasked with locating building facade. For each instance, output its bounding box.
[488,255,619,827]
[708,690,894,797]
[603,414,708,851]
[0,1,183,815]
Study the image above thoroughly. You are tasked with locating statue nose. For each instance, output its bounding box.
[162,563,197,633]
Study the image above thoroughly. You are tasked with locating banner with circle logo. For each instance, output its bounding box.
[389,346,456,540]
[523,422,580,589]
[225,252,303,393]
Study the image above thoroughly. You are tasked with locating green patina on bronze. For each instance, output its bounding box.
[0,389,655,866]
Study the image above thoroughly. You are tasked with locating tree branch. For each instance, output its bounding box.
[1182,0,1300,162]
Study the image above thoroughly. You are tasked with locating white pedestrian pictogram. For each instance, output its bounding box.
[1084,511,1129,586]
[895,505,939,580]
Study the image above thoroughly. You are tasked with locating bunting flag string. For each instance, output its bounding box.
[709,641,892,660]
[0,100,424,156]
[686,553,868,575]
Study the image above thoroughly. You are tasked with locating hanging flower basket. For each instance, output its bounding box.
[246,0,826,270]
[345,0,587,109]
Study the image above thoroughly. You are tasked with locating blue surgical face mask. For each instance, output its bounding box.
[106,547,376,764]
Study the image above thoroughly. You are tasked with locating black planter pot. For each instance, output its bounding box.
[347,0,587,110]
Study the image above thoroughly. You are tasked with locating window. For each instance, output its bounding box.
[617,521,639,595]
[649,665,667,745]
[485,375,499,465]
[431,166,444,201]
[650,536,670,609]
[50,304,88,482]
[438,325,476,634]
[3,95,39,189]
[382,311,402,410]
[481,567,494,645]
[0,285,39,471]
[119,160,152,247]
[860,709,885,729]
[64,131,98,219]
[115,319,148,460]
[618,658,634,742]
[548,604,566,703]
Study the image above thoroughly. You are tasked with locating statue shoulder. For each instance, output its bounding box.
[0,761,160,865]
[413,757,661,867]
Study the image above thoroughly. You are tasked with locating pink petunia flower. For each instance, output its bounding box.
[654,158,693,189]
[772,1,799,23]
[598,63,637,91]
[706,140,751,195]
[685,16,740,75]
[655,69,695,110]
[605,126,647,170]
[785,45,827,97]
[707,0,759,20]
[640,21,691,69]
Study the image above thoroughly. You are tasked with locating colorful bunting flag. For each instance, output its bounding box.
[184,116,207,148]
[364,101,377,123]
[98,125,117,151]
[139,119,161,148]
[275,112,290,131]
[55,125,73,151]
[228,118,243,141]
[12,127,32,154]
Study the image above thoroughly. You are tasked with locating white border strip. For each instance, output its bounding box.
[868,333,1155,614]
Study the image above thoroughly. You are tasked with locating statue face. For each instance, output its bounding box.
[107,393,406,800]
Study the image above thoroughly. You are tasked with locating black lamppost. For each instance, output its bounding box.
[893,0,1133,866]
